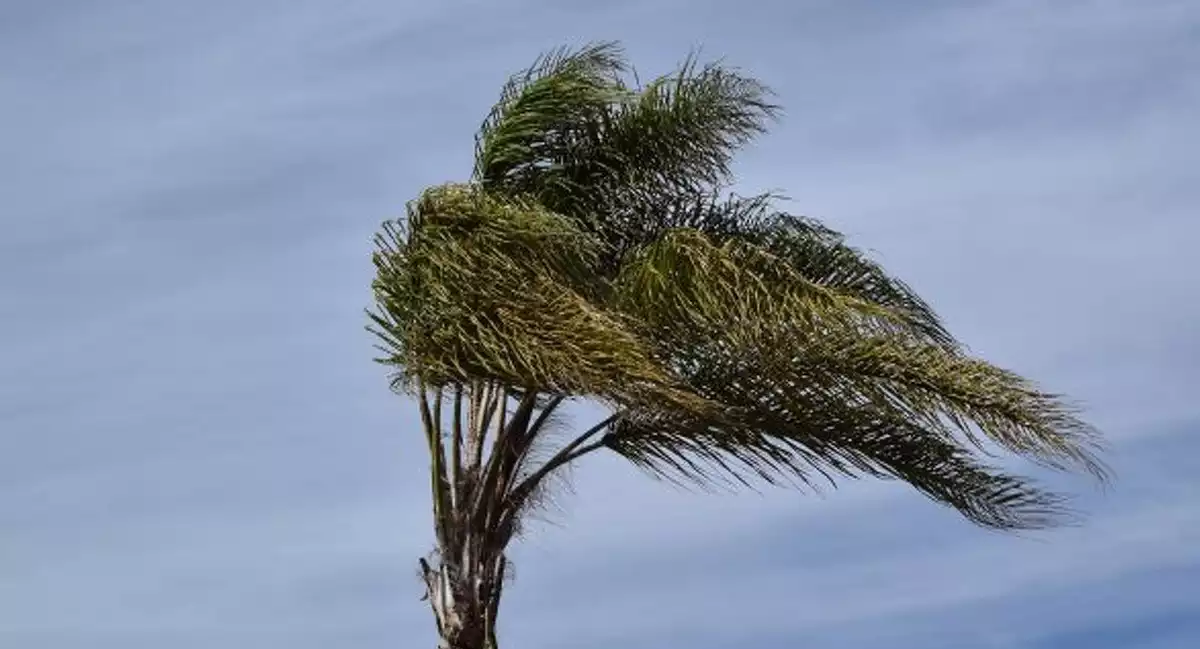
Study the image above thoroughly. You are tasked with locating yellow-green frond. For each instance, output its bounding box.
[596,223,1105,528]
[368,183,712,416]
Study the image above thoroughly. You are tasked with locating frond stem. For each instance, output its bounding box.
[506,409,624,508]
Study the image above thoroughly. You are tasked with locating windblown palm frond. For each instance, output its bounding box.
[572,52,779,198]
[603,221,1105,528]
[598,191,958,346]
[371,48,1113,647]
[735,201,958,348]
[606,405,1074,530]
[374,42,1109,648]
[473,42,630,191]
[368,183,712,414]
[471,44,779,271]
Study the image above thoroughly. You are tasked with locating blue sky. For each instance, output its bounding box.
[2,1,1198,647]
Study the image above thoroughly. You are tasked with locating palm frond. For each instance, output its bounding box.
[745,207,957,348]
[603,191,957,346]
[774,333,1108,477]
[370,43,1107,537]
[368,183,712,415]
[474,48,778,269]
[606,403,1073,530]
[600,53,779,194]
[557,57,778,261]
[473,42,631,190]
[600,225,1106,528]
[612,226,925,346]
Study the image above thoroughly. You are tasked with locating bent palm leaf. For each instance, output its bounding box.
[368,42,1108,649]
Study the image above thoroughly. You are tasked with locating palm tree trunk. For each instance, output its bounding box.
[418,382,546,649]
[422,552,506,649]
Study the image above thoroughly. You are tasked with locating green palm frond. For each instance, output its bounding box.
[612,226,930,347]
[370,43,1107,537]
[745,207,957,348]
[473,42,630,191]
[603,224,1106,528]
[603,191,956,346]
[779,334,1107,476]
[606,404,1072,530]
[368,183,712,415]
[473,44,778,269]
[598,53,779,194]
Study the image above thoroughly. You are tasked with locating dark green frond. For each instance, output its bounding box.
[474,48,778,265]
[594,53,779,195]
[605,404,1072,530]
[473,42,631,189]
[556,59,778,260]
[603,191,957,346]
[749,210,957,348]
[581,190,778,276]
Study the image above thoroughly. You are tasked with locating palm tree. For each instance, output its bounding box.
[367,42,1108,649]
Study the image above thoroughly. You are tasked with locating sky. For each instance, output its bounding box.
[1,0,1198,647]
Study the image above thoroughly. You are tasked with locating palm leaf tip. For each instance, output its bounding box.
[600,222,1107,530]
[606,408,1088,531]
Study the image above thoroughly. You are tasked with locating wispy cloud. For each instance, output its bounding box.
[1,1,1197,648]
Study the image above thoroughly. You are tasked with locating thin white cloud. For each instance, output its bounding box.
[1,1,1197,648]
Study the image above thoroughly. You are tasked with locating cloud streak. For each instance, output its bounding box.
[1,1,1197,648]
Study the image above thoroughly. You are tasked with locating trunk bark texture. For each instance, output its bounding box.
[423,552,506,649]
